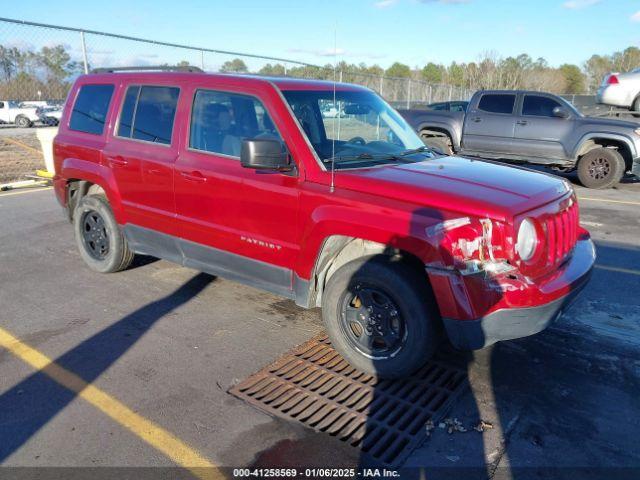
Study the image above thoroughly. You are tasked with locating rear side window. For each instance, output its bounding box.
[69,84,114,135]
[117,85,179,145]
[522,95,562,117]
[189,89,281,157]
[477,94,515,114]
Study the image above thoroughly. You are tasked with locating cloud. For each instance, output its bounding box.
[562,0,600,9]
[289,47,345,57]
[287,47,385,60]
[374,0,399,7]
[375,0,470,7]
[631,10,640,22]
[417,0,472,4]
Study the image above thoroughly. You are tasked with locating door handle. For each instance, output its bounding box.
[146,168,164,176]
[180,170,207,183]
[516,120,528,126]
[472,117,482,123]
[108,155,128,167]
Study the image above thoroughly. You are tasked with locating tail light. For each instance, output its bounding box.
[607,74,619,85]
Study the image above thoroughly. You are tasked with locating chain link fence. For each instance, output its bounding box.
[0,16,478,184]
[2,17,609,186]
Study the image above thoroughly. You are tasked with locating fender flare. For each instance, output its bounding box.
[416,120,459,149]
[60,157,126,224]
[294,204,448,307]
[572,133,637,160]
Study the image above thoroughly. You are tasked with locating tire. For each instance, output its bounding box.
[420,132,453,155]
[577,148,625,189]
[73,194,134,273]
[15,115,32,128]
[321,255,441,379]
[631,96,640,118]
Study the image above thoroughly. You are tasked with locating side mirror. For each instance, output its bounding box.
[552,106,570,119]
[240,138,292,172]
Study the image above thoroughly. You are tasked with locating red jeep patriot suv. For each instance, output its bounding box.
[53,67,595,378]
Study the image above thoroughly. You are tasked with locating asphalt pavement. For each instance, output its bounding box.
[0,178,638,479]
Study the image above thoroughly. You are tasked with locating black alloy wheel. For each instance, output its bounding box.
[81,210,110,260]
[339,282,406,359]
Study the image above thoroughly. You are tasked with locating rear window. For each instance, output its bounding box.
[69,84,114,135]
[477,94,515,114]
[117,85,180,145]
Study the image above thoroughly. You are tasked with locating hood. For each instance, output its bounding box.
[580,115,639,130]
[337,156,570,221]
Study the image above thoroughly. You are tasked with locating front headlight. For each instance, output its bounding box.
[516,218,538,261]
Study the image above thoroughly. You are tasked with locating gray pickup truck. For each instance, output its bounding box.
[399,90,640,189]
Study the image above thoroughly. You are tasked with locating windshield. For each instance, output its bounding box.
[282,89,432,169]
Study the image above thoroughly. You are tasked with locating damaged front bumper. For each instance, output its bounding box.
[436,237,595,350]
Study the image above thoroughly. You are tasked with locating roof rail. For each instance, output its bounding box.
[90,65,203,74]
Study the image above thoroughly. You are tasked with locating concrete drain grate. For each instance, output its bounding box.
[229,333,467,467]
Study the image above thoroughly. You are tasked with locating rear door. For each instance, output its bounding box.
[512,94,574,160]
[106,83,180,234]
[462,93,516,153]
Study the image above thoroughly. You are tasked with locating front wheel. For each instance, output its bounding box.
[73,194,134,273]
[321,256,441,379]
[577,148,625,189]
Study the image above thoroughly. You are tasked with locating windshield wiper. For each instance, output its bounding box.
[400,145,433,156]
[323,152,402,164]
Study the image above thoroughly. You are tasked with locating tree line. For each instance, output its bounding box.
[1,42,638,101]
[0,44,83,100]
[221,46,640,95]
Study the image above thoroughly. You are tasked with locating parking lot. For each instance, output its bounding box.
[0,162,638,478]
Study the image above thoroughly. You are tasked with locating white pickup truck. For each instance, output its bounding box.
[0,100,40,128]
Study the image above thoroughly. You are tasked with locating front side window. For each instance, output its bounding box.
[522,95,562,117]
[282,89,427,170]
[189,90,281,157]
[477,94,516,114]
[69,84,114,135]
[117,85,179,145]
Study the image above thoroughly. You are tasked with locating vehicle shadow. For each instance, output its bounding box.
[488,237,640,479]
[0,272,214,461]
[353,205,601,478]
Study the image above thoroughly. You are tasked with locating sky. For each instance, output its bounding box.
[3,0,640,70]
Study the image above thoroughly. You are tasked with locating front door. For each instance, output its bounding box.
[174,85,300,296]
[511,94,574,160]
[462,93,517,154]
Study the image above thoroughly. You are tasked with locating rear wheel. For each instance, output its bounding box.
[15,115,32,128]
[321,255,441,379]
[577,148,625,189]
[73,194,134,273]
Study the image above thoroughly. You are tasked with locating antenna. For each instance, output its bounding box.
[330,23,337,193]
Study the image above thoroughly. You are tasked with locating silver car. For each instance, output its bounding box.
[597,69,640,112]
